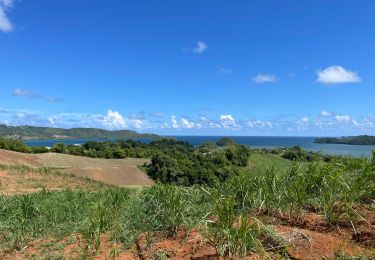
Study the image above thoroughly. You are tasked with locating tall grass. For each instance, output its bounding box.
[1,155,373,257]
[0,188,133,254]
[221,157,374,227]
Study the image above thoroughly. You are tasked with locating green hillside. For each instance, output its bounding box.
[0,125,160,140]
[315,135,375,145]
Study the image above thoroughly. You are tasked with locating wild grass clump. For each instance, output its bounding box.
[0,188,133,254]
[204,193,287,258]
[139,185,211,235]
[220,157,374,228]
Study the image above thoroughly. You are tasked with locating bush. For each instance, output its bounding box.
[216,137,236,147]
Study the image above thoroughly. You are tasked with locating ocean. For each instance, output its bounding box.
[25,136,375,158]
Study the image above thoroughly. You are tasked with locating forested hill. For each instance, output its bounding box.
[0,125,160,140]
[314,135,375,145]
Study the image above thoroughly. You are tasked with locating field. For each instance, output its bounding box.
[0,149,153,187]
[0,149,374,259]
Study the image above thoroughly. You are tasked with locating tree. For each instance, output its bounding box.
[216,137,236,147]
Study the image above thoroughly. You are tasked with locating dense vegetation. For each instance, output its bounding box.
[0,137,252,186]
[0,124,159,140]
[147,143,251,185]
[315,135,375,145]
[216,137,237,147]
[0,136,374,257]
[1,153,374,258]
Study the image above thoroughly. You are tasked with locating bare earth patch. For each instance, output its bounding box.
[4,223,374,260]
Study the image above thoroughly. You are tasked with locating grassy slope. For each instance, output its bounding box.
[0,164,107,195]
[246,153,293,174]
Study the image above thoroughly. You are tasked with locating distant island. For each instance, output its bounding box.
[0,125,160,140]
[314,135,375,145]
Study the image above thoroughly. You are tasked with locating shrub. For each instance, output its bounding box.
[216,137,236,147]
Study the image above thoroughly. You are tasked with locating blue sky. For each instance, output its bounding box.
[0,0,374,136]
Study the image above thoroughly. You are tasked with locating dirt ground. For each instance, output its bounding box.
[0,149,154,187]
[3,217,375,260]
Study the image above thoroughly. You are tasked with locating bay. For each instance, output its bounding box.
[25,136,375,158]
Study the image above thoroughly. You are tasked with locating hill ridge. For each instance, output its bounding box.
[0,124,160,140]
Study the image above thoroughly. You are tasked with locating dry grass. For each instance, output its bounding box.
[0,167,105,195]
[0,149,154,187]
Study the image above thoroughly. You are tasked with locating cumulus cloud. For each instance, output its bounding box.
[335,114,351,123]
[246,120,274,128]
[253,74,276,83]
[2,107,375,135]
[181,117,195,128]
[171,115,179,129]
[320,110,332,117]
[193,41,208,53]
[316,66,361,84]
[0,0,14,32]
[101,110,127,129]
[220,114,238,128]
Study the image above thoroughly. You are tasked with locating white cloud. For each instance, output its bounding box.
[12,88,42,99]
[12,88,63,103]
[220,114,235,122]
[296,117,310,129]
[246,120,274,128]
[316,66,361,84]
[335,114,351,123]
[320,110,332,117]
[102,110,127,129]
[219,67,232,74]
[49,116,57,125]
[352,120,360,126]
[0,0,14,32]
[171,115,179,128]
[193,41,208,53]
[220,114,238,128]
[181,117,195,128]
[253,74,276,83]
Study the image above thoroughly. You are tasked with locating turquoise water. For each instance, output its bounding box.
[25,136,375,158]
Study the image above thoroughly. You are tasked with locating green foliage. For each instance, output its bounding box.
[0,188,132,253]
[0,138,32,153]
[216,137,236,147]
[205,193,286,258]
[0,154,373,256]
[198,141,217,153]
[140,185,209,235]
[255,146,339,162]
[220,157,375,227]
[315,135,375,145]
[146,145,251,186]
